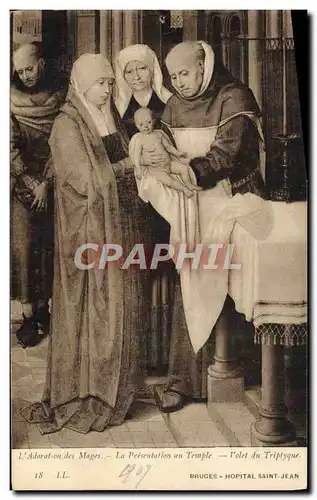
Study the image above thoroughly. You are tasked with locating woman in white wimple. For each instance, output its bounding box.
[115,44,171,139]
[115,44,174,376]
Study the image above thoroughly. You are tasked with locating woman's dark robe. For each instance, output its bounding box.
[21,88,147,433]
[121,90,173,375]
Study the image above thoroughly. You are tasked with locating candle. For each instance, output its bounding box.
[282,10,287,136]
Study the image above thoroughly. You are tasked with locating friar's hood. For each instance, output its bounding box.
[162,41,261,129]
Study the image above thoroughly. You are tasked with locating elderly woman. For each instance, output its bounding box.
[115,44,174,376]
[115,44,171,139]
[21,54,146,434]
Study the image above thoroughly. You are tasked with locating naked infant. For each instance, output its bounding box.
[131,107,201,197]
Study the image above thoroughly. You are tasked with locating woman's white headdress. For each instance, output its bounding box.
[115,44,172,117]
[70,53,117,136]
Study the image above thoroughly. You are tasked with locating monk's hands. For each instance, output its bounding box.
[31,181,48,211]
[178,153,191,166]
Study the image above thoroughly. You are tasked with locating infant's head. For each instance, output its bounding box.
[134,107,154,134]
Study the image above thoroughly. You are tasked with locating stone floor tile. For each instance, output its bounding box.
[190,433,216,447]
[31,366,48,375]
[11,398,30,422]
[166,419,199,432]
[26,359,47,368]
[110,429,134,444]
[129,430,154,445]
[27,349,48,364]
[147,420,169,431]
[30,373,46,385]
[153,442,179,448]
[10,331,307,451]
[49,427,114,449]
[11,362,32,380]
[170,403,210,421]
[47,438,63,449]
[178,437,200,447]
[18,382,45,403]
[11,386,22,400]
[11,375,34,387]
[11,300,23,319]
[129,401,163,422]
[167,413,230,447]
[11,348,28,363]
[133,442,154,448]
[11,360,31,368]
[195,421,229,442]
[114,422,129,431]
[11,335,19,347]
[113,443,134,448]
[126,421,149,431]
[211,403,255,446]
[26,423,51,449]
[12,422,29,449]
[150,431,175,444]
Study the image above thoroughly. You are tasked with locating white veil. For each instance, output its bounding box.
[115,44,172,117]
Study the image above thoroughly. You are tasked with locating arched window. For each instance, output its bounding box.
[208,15,222,62]
[230,14,241,35]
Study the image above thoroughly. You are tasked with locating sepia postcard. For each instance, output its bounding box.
[10,8,308,491]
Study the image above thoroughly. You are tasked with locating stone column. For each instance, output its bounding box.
[251,342,297,446]
[221,33,228,67]
[101,10,141,64]
[266,10,280,39]
[283,10,293,38]
[247,10,263,110]
[208,297,244,403]
[238,35,246,83]
[111,11,123,63]
[183,10,198,41]
[66,11,77,66]
[99,10,112,61]
[75,10,98,56]
[123,10,139,46]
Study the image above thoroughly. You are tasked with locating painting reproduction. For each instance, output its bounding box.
[10,9,308,491]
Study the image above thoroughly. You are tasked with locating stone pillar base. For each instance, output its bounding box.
[208,368,245,403]
[251,421,297,447]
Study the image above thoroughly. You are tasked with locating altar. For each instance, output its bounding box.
[208,200,307,446]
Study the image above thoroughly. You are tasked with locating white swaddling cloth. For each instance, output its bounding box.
[129,127,274,354]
